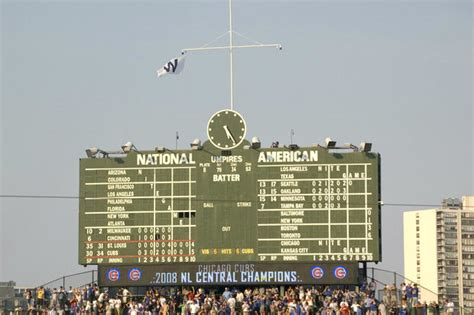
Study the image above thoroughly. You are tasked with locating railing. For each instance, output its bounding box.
[1,269,98,315]
[36,270,98,290]
[368,267,472,315]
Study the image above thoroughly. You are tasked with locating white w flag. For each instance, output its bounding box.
[157,55,185,78]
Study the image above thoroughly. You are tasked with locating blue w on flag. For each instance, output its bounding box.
[157,55,185,78]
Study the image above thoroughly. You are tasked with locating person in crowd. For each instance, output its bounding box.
[228,293,236,315]
[57,286,68,311]
[50,288,58,309]
[400,283,407,303]
[340,299,350,315]
[222,288,232,301]
[190,299,201,315]
[37,286,45,311]
[369,298,377,315]
[351,300,361,315]
[368,280,376,297]
[378,301,387,315]
[405,283,413,307]
[411,284,419,307]
[444,299,454,315]
[23,288,34,311]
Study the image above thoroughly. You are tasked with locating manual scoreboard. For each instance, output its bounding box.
[79,110,381,267]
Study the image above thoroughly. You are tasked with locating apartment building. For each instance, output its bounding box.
[404,196,474,313]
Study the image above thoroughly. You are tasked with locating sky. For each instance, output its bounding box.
[1,0,472,287]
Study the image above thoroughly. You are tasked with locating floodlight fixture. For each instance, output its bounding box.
[325,137,337,148]
[190,139,202,150]
[121,141,138,153]
[359,142,372,152]
[86,147,99,158]
[85,147,108,158]
[251,137,261,149]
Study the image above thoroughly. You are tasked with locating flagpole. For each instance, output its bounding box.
[177,1,282,108]
[229,0,234,111]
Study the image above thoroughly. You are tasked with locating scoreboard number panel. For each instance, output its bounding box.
[79,110,381,265]
[255,153,379,262]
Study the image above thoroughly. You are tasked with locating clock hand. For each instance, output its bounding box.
[223,125,236,144]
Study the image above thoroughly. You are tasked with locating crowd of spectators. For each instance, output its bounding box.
[16,282,456,315]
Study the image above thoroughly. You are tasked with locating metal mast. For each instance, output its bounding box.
[181,0,281,111]
[229,0,234,110]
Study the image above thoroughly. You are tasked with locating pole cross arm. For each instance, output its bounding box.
[182,43,282,54]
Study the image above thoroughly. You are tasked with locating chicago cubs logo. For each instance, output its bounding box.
[310,266,324,279]
[333,266,348,279]
[106,268,120,282]
[128,268,142,281]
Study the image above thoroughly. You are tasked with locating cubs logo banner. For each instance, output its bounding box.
[310,266,325,280]
[128,268,142,281]
[98,263,358,286]
[106,268,120,282]
[333,266,349,280]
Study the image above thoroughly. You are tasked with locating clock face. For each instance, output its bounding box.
[207,109,247,150]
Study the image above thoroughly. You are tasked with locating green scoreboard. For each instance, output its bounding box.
[79,110,381,269]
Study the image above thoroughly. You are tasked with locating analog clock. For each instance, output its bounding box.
[207,109,247,150]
